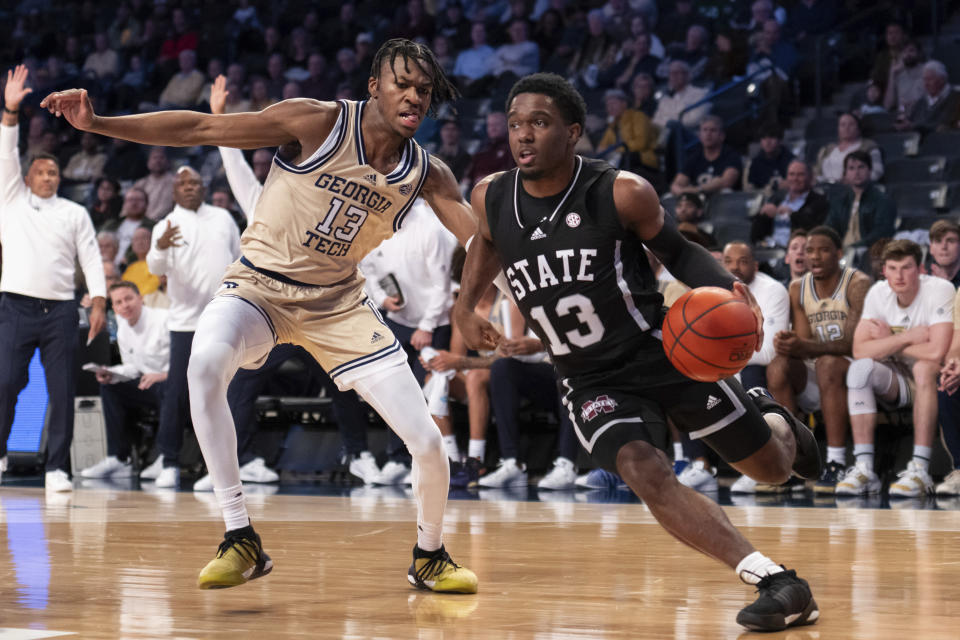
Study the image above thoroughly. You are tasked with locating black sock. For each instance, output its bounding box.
[226,523,256,539]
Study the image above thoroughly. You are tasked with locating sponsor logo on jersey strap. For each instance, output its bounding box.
[580,394,617,422]
[364,174,377,185]
[530,227,547,240]
[371,331,385,344]
[705,395,721,410]
[565,212,581,228]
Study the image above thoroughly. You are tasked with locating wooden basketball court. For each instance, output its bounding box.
[0,486,957,639]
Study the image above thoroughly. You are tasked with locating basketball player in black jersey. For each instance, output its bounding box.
[454,73,821,632]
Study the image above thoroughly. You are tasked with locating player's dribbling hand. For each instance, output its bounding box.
[732,281,764,352]
[40,88,96,130]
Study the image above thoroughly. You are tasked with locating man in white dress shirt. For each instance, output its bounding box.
[143,165,240,488]
[81,281,169,479]
[0,66,106,492]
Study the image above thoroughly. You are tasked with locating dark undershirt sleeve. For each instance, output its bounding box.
[644,213,737,290]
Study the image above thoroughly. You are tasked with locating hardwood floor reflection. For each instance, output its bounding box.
[0,487,957,639]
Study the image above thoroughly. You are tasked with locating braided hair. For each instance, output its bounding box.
[370,38,460,117]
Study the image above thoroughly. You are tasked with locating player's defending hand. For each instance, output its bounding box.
[210,74,228,115]
[39,88,95,131]
[4,65,33,112]
[731,281,763,352]
[452,305,502,352]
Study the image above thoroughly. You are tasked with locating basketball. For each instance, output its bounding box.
[661,287,759,382]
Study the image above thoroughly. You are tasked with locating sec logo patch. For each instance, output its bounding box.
[565,212,581,228]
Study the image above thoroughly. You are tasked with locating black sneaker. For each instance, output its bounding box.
[814,460,845,494]
[737,568,819,631]
[407,545,478,593]
[197,527,274,589]
[747,387,822,479]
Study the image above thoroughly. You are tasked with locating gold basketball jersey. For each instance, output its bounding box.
[799,267,856,343]
[240,100,430,285]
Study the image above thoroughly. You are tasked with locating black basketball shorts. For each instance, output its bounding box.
[559,337,772,473]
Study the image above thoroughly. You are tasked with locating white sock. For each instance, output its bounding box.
[468,439,486,460]
[912,445,932,470]
[827,446,846,465]
[353,364,448,553]
[853,443,874,469]
[215,484,250,532]
[735,551,785,585]
[442,435,460,462]
[673,442,685,461]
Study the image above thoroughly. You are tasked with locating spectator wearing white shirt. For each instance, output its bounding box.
[80,281,170,480]
[0,65,106,492]
[723,242,791,390]
[145,166,240,488]
[840,240,954,498]
[360,199,459,485]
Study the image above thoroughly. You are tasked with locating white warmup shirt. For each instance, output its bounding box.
[861,274,955,365]
[748,271,790,367]
[360,199,458,332]
[218,147,261,223]
[146,203,240,331]
[0,124,105,300]
[113,305,171,379]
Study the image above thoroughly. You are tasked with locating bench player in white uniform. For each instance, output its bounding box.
[741,226,870,494]
[840,239,954,497]
[41,40,480,593]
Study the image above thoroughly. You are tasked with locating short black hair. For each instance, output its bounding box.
[506,72,586,129]
[807,225,842,250]
[844,149,872,171]
[370,38,459,117]
[28,152,60,170]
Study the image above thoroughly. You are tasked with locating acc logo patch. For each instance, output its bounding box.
[565,212,581,228]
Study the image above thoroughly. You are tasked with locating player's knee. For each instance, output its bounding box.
[765,355,790,386]
[815,355,848,386]
[615,441,674,504]
[405,419,444,459]
[846,358,875,390]
[187,344,233,396]
[912,359,939,387]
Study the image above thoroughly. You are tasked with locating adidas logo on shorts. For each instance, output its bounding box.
[530,227,547,240]
[371,331,384,344]
[705,395,721,410]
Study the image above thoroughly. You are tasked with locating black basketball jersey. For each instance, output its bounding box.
[485,156,663,378]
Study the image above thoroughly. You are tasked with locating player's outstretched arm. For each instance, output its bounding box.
[615,171,764,348]
[452,178,504,351]
[40,88,336,150]
[421,154,478,246]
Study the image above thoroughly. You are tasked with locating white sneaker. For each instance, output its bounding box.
[0,455,6,484]
[935,469,960,496]
[239,457,280,483]
[730,474,758,494]
[154,466,180,489]
[193,473,214,492]
[400,469,412,485]
[371,461,411,485]
[835,462,881,496]
[537,457,577,490]
[348,451,380,484]
[478,458,527,488]
[889,460,934,498]
[80,456,133,479]
[677,460,718,492]
[44,469,73,492]
[140,455,164,480]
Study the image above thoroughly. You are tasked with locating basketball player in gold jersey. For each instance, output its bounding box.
[767,226,871,492]
[40,40,479,593]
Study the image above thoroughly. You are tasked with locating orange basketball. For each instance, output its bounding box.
[661,287,759,382]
